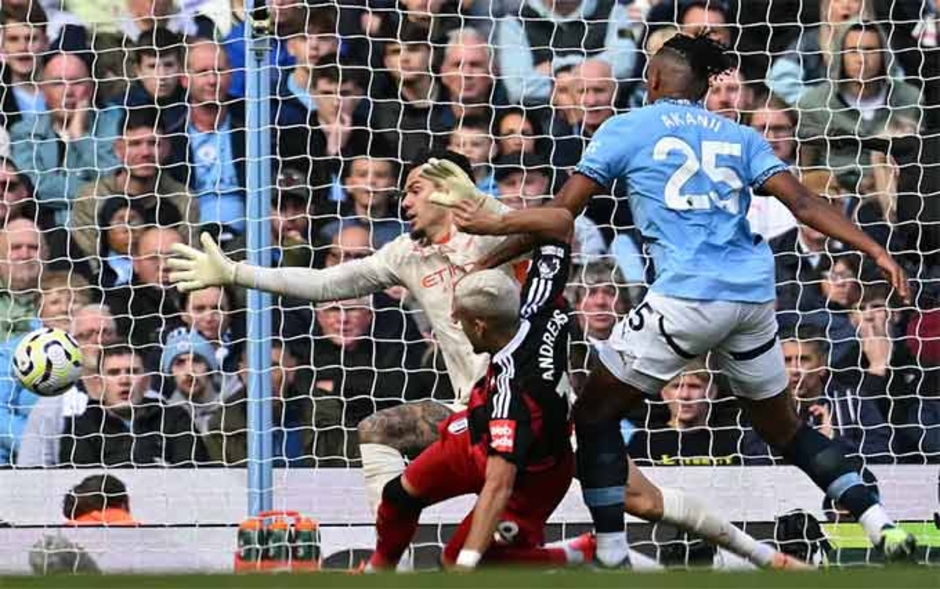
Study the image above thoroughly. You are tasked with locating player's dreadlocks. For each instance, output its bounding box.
[659,33,735,100]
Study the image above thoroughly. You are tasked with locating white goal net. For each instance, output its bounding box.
[0,0,936,574]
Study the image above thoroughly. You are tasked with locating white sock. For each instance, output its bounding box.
[858,504,894,545]
[660,487,776,568]
[359,443,406,516]
[595,532,629,567]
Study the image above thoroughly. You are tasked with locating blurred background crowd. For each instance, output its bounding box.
[0,0,937,469]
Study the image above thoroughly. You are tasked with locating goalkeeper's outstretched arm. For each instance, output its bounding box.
[166,233,398,300]
[449,199,575,244]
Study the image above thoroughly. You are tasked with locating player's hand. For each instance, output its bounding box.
[421,158,486,208]
[872,250,911,304]
[450,198,504,235]
[167,232,238,292]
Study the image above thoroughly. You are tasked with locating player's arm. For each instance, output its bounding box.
[450,198,576,243]
[762,171,911,302]
[166,233,400,299]
[454,455,518,570]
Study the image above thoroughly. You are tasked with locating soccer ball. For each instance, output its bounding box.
[12,327,83,396]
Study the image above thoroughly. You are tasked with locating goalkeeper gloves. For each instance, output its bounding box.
[167,232,238,293]
[420,158,503,216]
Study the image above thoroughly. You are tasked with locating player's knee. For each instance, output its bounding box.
[382,475,428,513]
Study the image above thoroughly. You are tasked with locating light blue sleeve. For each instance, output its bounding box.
[766,58,805,105]
[574,116,634,189]
[597,3,638,84]
[745,128,788,189]
[496,17,553,106]
[0,338,39,464]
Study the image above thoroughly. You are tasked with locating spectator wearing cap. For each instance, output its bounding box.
[494,152,607,260]
[63,474,138,526]
[9,52,121,226]
[767,0,873,104]
[181,286,239,373]
[161,328,222,436]
[496,0,637,106]
[796,19,922,192]
[321,156,406,250]
[59,344,209,467]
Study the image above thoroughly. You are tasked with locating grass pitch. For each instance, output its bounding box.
[0,567,937,589]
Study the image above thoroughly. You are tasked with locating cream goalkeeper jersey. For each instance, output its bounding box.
[245,228,513,406]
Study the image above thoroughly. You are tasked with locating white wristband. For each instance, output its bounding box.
[456,549,481,569]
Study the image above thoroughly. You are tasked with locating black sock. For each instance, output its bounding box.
[576,421,628,534]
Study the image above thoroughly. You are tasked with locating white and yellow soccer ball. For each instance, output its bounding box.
[12,327,83,396]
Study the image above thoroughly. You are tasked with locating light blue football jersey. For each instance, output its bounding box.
[576,98,788,303]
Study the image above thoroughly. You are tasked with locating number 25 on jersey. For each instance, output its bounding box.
[653,138,743,213]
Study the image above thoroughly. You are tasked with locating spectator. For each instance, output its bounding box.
[107,28,188,133]
[767,0,873,104]
[742,325,891,462]
[438,29,507,127]
[37,270,90,331]
[796,20,922,192]
[322,222,376,267]
[321,156,405,250]
[0,216,42,342]
[59,344,208,467]
[63,474,138,526]
[628,359,742,466]
[0,6,50,128]
[770,170,846,313]
[104,226,186,355]
[17,304,119,467]
[305,296,425,461]
[9,52,120,225]
[369,19,444,163]
[673,0,734,46]
[177,39,247,235]
[496,0,637,106]
[181,285,237,372]
[278,52,373,202]
[277,6,341,127]
[494,106,543,157]
[447,116,497,195]
[73,107,196,274]
[572,59,617,141]
[624,25,679,109]
[161,328,222,436]
[0,157,34,226]
[221,0,298,99]
[93,197,146,288]
[206,339,312,466]
[493,152,607,260]
[745,93,798,240]
[704,68,752,122]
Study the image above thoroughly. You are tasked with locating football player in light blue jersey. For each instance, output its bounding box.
[478,33,914,568]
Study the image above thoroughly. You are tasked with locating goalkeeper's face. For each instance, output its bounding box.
[402,166,450,243]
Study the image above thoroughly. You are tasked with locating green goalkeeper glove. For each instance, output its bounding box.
[421,158,489,208]
[167,232,238,293]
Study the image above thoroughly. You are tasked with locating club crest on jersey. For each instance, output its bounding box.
[447,416,468,434]
[489,419,516,453]
[537,250,563,279]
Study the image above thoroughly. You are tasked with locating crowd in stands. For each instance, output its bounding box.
[0,0,937,469]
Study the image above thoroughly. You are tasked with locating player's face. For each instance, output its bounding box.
[185,286,229,341]
[401,166,449,242]
[750,107,796,163]
[101,354,148,410]
[661,372,711,429]
[842,29,884,85]
[782,340,826,399]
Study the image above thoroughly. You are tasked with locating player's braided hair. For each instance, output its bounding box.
[661,33,735,98]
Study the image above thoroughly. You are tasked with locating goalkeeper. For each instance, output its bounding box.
[168,150,803,569]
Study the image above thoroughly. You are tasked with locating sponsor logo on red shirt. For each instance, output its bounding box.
[489,419,516,453]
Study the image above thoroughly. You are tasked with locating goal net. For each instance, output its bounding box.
[0,0,937,574]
